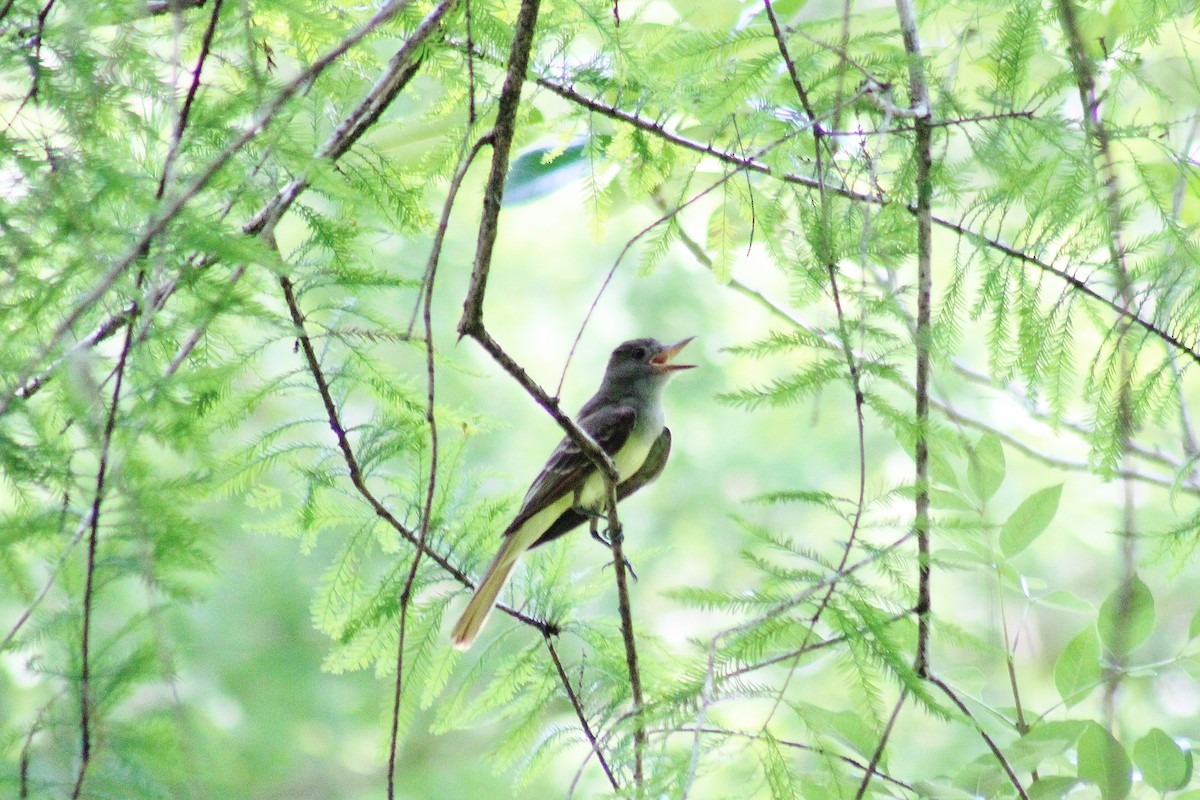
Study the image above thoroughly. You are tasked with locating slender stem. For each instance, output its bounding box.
[278,275,554,634]
[853,689,908,800]
[605,504,645,791]
[929,676,1030,799]
[458,0,542,333]
[71,319,136,800]
[529,75,1200,367]
[892,0,934,678]
[545,635,620,791]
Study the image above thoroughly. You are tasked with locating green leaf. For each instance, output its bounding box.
[1027,775,1082,800]
[1097,574,1155,652]
[504,140,590,206]
[967,433,1005,502]
[930,452,960,490]
[1132,728,1192,791]
[1189,606,1200,641]
[1054,627,1101,706]
[999,484,1062,557]
[1077,723,1132,800]
[930,488,974,511]
[1009,720,1087,772]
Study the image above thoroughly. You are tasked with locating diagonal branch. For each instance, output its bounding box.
[457,0,542,336]
[530,76,1200,368]
[279,274,554,635]
[70,318,136,800]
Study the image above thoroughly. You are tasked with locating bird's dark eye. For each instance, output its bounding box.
[631,347,647,360]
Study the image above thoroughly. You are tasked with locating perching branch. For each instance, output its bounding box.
[603,498,646,790]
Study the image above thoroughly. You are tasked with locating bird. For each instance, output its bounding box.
[450,337,696,650]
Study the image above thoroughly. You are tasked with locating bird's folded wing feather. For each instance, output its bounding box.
[530,426,672,549]
[503,404,638,536]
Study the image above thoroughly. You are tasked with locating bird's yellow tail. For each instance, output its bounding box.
[450,547,519,650]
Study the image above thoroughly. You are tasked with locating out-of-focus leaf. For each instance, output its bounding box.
[999,484,1062,557]
[1054,627,1100,706]
[1132,728,1192,791]
[967,433,1005,503]
[1097,574,1154,652]
[504,140,592,206]
[1077,723,1131,800]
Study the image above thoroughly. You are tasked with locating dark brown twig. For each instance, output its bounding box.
[673,726,914,791]
[70,319,135,800]
[530,76,1200,368]
[387,130,487,800]
[852,688,908,800]
[1056,0,1139,728]
[756,0,870,732]
[546,635,620,791]
[929,676,1029,799]
[458,0,542,335]
[602,501,645,790]
[278,275,554,635]
[156,0,226,199]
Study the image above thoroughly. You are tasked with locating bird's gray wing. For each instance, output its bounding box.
[503,404,638,536]
[530,427,672,549]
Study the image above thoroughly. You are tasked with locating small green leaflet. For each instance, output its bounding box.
[999,484,1062,556]
[967,432,1005,502]
[1077,723,1132,800]
[1054,626,1100,706]
[1097,574,1155,652]
[1132,728,1193,791]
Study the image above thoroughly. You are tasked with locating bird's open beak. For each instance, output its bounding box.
[650,337,697,373]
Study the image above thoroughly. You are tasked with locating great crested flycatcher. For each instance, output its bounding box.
[450,337,696,650]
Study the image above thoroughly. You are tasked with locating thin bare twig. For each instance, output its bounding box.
[755,0,871,733]
[1057,0,1138,726]
[1,509,93,652]
[155,0,226,200]
[546,635,620,791]
[670,727,915,791]
[603,502,645,790]
[70,319,135,800]
[530,76,1200,368]
[852,689,908,800]
[929,676,1029,799]
[458,0,542,335]
[387,130,486,799]
[278,275,555,635]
